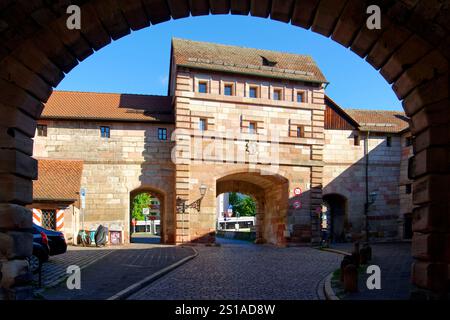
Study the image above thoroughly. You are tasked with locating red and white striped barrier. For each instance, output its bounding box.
[56,209,65,231]
[32,208,42,226]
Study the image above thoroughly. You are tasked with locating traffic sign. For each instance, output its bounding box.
[293,187,302,196]
[80,188,86,209]
[149,216,157,221]
[142,208,150,215]
[293,200,302,209]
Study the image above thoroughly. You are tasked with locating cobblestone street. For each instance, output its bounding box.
[129,239,341,300]
[39,244,196,300]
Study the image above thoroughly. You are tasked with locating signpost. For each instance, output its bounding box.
[80,188,86,229]
[143,208,150,232]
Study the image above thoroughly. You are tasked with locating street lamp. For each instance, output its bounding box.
[199,184,207,197]
[176,183,208,244]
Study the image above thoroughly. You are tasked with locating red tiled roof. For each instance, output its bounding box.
[33,159,83,202]
[345,109,410,133]
[172,38,328,84]
[42,91,174,122]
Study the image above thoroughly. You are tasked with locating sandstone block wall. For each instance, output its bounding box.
[323,129,402,238]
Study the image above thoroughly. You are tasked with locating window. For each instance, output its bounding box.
[249,86,258,98]
[354,135,360,146]
[198,81,208,93]
[37,124,47,137]
[297,126,305,138]
[297,92,305,103]
[273,89,282,100]
[224,84,233,96]
[405,184,412,194]
[386,136,392,147]
[249,122,257,134]
[199,118,207,131]
[405,136,412,147]
[100,126,110,138]
[158,128,167,141]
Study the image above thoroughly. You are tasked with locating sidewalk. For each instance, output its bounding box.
[328,242,413,300]
[37,243,196,300]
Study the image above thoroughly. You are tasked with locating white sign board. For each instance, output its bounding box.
[142,208,150,215]
[80,188,86,209]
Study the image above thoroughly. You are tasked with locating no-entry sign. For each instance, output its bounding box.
[293,200,302,209]
[293,187,302,196]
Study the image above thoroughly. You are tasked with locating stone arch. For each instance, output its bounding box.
[322,193,348,242]
[129,184,167,244]
[0,1,448,296]
[216,171,289,245]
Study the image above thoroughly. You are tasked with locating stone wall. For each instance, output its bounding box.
[323,129,402,239]
[173,68,325,244]
[33,120,175,243]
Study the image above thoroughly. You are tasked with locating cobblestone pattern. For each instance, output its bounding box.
[40,244,195,300]
[34,246,114,289]
[330,242,413,300]
[129,240,341,300]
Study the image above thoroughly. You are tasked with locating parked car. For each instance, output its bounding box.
[28,229,50,273]
[33,224,67,256]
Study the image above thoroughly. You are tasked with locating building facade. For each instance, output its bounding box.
[32,39,411,246]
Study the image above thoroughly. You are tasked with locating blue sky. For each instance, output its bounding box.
[57,15,402,111]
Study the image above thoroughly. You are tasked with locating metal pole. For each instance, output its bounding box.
[181,202,185,244]
[364,131,370,244]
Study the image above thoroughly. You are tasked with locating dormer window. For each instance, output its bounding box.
[261,56,277,67]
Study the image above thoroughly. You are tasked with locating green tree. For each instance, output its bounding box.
[227,192,256,217]
[131,193,151,221]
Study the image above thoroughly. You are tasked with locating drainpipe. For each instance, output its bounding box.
[364,130,370,244]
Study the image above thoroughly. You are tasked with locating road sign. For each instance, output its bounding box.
[293,200,302,209]
[293,187,302,196]
[142,208,150,215]
[80,188,86,209]
[149,216,157,221]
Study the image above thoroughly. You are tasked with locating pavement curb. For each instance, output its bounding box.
[323,272,340,300]
[320,248,351,256]
[107,246,199,300]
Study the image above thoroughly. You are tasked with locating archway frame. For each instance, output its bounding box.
[129,185,167,244]
[0,0,448,296]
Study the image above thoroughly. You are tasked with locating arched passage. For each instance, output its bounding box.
[216,171,289,245]
[0,1,448,297]
[129,186,166,244]
[323,193,348,242]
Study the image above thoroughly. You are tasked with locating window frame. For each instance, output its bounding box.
[198,81,208,94]
[296,91,305,103]
[354,135,360,146]
[158,128,168,141]
[100,126,110,138]
[224,83,234,96]
[405,184,412,194]
[248,122,257,135]
[198,118,207,132]
[37,124,47,137]
[249,85,259,99]
[272,88,283,101]
[297,125,305,138]
[386,135,392,147]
